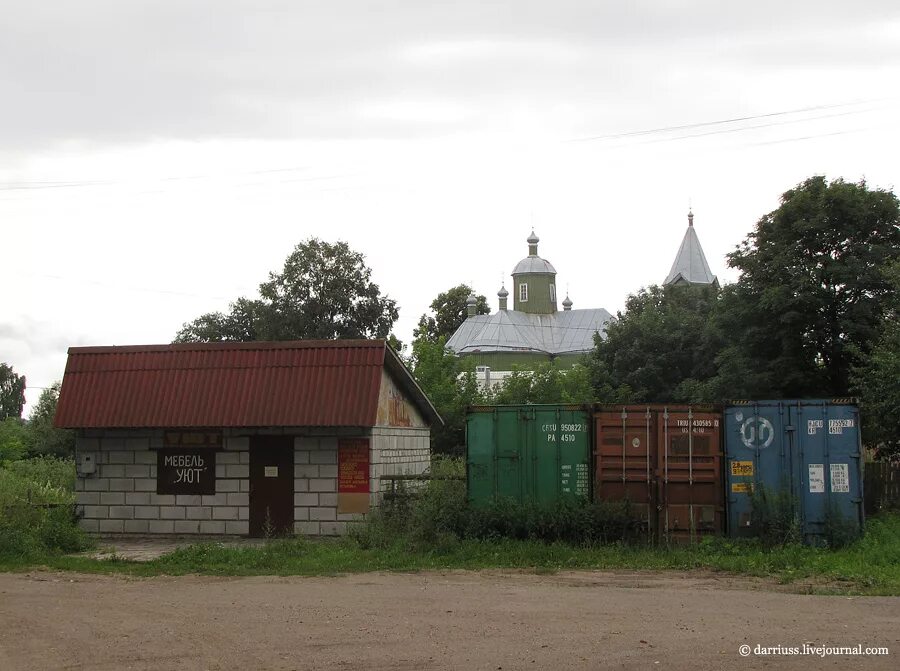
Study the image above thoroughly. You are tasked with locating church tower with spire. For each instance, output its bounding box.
[663,210,719,287]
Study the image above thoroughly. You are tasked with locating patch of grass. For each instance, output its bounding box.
[1,514,897,595]
[2,455,898,596]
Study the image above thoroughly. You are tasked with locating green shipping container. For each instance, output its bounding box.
[466,405,591,505]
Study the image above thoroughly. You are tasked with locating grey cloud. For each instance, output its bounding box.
[1,0,898,150]
[0,318,86,358]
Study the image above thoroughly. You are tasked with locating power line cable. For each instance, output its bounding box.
[568,99,887,143]
[748,128,868,147]
[609,108,872,147]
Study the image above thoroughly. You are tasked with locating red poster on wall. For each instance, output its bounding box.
[338,439,370,513]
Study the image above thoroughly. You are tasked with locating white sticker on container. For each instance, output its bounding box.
[807,419,823,435]
[830,463,850,493]
[828,418,854,435]
[264,466,278,478]
[632,437,640,448]
[808,464,825,493]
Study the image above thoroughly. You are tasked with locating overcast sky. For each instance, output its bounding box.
[3,1,900,414]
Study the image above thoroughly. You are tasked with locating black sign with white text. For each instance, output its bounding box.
[157,450,216,495]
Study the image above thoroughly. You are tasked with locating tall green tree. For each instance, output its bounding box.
[174,298,264,343]
[490,361,594,405]
[407,284,490,456]
[851,261,900,459]
[413,284,489,343]
[408,336,483,457]
[0,418,27,462]
[588,284,722,402]
[716,176,900,398]
[25,382,75,458]
[0,363,26,420]
[175,239,399,343]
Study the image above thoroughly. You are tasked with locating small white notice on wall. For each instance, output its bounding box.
[830,463,850,493]
[808,464,825,493]
[264,466,278,478]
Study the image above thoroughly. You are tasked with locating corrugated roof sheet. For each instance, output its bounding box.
[55,340,440,429]
[446,308,612,356]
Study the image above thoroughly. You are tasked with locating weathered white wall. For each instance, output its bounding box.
[293,436,364,536]
[75,431,250,535]
[371,367,432,494]
[369,428,431,495]
[375,369,427,428]
[75,423,433,536]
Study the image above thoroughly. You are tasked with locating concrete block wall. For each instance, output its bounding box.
[75,428,432,537]
[75,432,250,535]
[293,436,364,537]
[370,428,431,494]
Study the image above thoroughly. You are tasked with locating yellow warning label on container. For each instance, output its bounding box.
[730,461,754,477]
[732,482,754,494]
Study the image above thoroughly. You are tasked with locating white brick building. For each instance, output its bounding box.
[55,340,440,537]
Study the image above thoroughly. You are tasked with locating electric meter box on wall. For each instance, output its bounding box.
[724,400,863,544]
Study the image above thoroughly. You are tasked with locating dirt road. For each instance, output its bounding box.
[0,570,897,670]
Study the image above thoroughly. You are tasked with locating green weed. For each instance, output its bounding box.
[3,517,900,595]
[0,457,91,558]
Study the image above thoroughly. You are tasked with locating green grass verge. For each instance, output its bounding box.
[1,514,898,596]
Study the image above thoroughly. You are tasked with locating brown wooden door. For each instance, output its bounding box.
[249,436,294,537]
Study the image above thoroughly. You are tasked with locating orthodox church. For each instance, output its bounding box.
[446,232,613,388]
[447,212,718,388]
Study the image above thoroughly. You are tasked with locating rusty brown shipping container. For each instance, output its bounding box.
[593,405,724,542]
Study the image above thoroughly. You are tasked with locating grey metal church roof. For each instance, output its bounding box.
[512,256,557,274]
[446,308,613,356]
[664,215,718,286]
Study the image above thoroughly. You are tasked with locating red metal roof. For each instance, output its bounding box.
[55,340,439,429]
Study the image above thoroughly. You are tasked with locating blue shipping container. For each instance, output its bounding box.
[725,400,863,544]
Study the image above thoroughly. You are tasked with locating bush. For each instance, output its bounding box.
[3,456,76,498]
[0,457,90,558]
[0,418,27,463]
[0,504,89,556]
[352,457,640,550]
[458,498,637,545]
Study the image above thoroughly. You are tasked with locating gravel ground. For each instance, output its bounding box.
[0,570,897,670]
